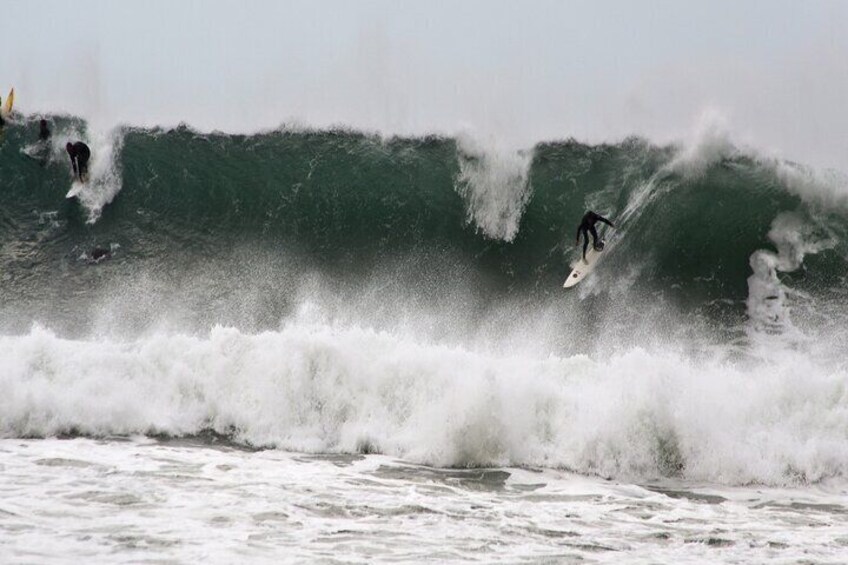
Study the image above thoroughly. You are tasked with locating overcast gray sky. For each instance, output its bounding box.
[2,0,847,168]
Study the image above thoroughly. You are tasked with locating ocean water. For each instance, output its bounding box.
[3,438,847,563]
[1,115,848,563]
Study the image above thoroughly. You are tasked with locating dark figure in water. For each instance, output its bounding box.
[39,119,50,141]
[89,247,112,264]
[66,141,91,182]
[575,210,615,262]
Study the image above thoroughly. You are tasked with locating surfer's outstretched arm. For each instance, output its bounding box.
[575,225,583,245]
[598,215,615,228]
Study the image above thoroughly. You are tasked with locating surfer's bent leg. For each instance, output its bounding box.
[581,228,590,261]
[589,225,599,249]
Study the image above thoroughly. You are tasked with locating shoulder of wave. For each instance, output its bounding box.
[768,158,848,211]
[666,129,848,211]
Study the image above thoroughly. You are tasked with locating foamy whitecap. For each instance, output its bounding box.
[2,322,847,485]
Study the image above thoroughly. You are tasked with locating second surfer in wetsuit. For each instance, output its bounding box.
[575,211,615,262]
[89,247,112,264]
[66,141,91,182]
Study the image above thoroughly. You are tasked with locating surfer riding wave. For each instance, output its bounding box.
[66,141,91,183]
[575,211,614,262]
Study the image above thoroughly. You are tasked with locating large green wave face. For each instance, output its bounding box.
[2,117,847,352]
[4,116,848,482]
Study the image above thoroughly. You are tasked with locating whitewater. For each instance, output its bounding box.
[2,111,848,563]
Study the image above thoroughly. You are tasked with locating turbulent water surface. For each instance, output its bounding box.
[1,115,848,562]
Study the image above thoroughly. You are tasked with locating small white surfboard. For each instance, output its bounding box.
[66,181,85,199]
[564,242,605,288]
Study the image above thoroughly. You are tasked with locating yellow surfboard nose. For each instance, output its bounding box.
[2,88,14,116]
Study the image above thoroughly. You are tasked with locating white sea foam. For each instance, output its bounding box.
[2,438,846,563]
[2,319,846,486]
[746,212,832,335]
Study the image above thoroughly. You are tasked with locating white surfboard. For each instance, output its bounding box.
[564,242,605,288]
[66,181,85,199]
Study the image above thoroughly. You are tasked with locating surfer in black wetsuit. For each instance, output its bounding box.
[575,211,614,262]
[89,247,112,264]
[66,141,91,182]
[39,119,50,141]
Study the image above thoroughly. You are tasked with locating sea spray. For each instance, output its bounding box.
[454,133,534,241]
